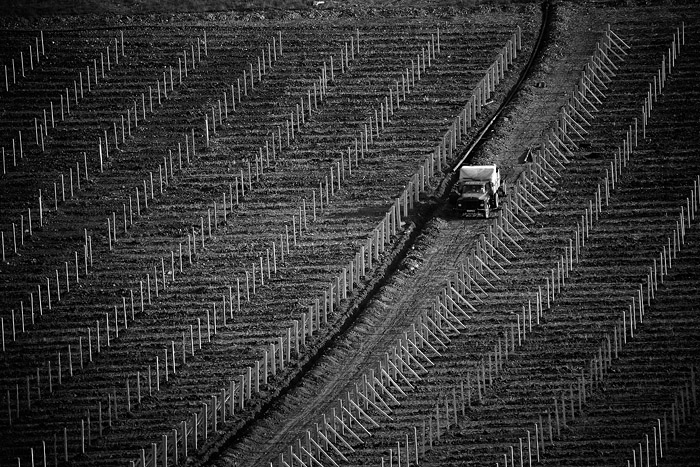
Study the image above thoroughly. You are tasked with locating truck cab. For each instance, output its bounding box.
[449,165,503,218]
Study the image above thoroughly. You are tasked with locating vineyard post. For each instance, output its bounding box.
[292,320,300,356]
[518,438,525,467]
[39,124,44,151]
[62,427,68,462]
[256,347,268,393]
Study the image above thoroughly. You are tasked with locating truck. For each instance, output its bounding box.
[448,165,503,218]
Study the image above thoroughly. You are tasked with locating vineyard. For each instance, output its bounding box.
[0,1,699,467]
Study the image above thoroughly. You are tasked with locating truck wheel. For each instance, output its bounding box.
[494,193,499,209]
[484,203,490,219]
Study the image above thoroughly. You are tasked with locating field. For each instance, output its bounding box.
[0,1,699,467]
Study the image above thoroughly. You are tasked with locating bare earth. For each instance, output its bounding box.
[211,3,611,466]
[1,1,699,467]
